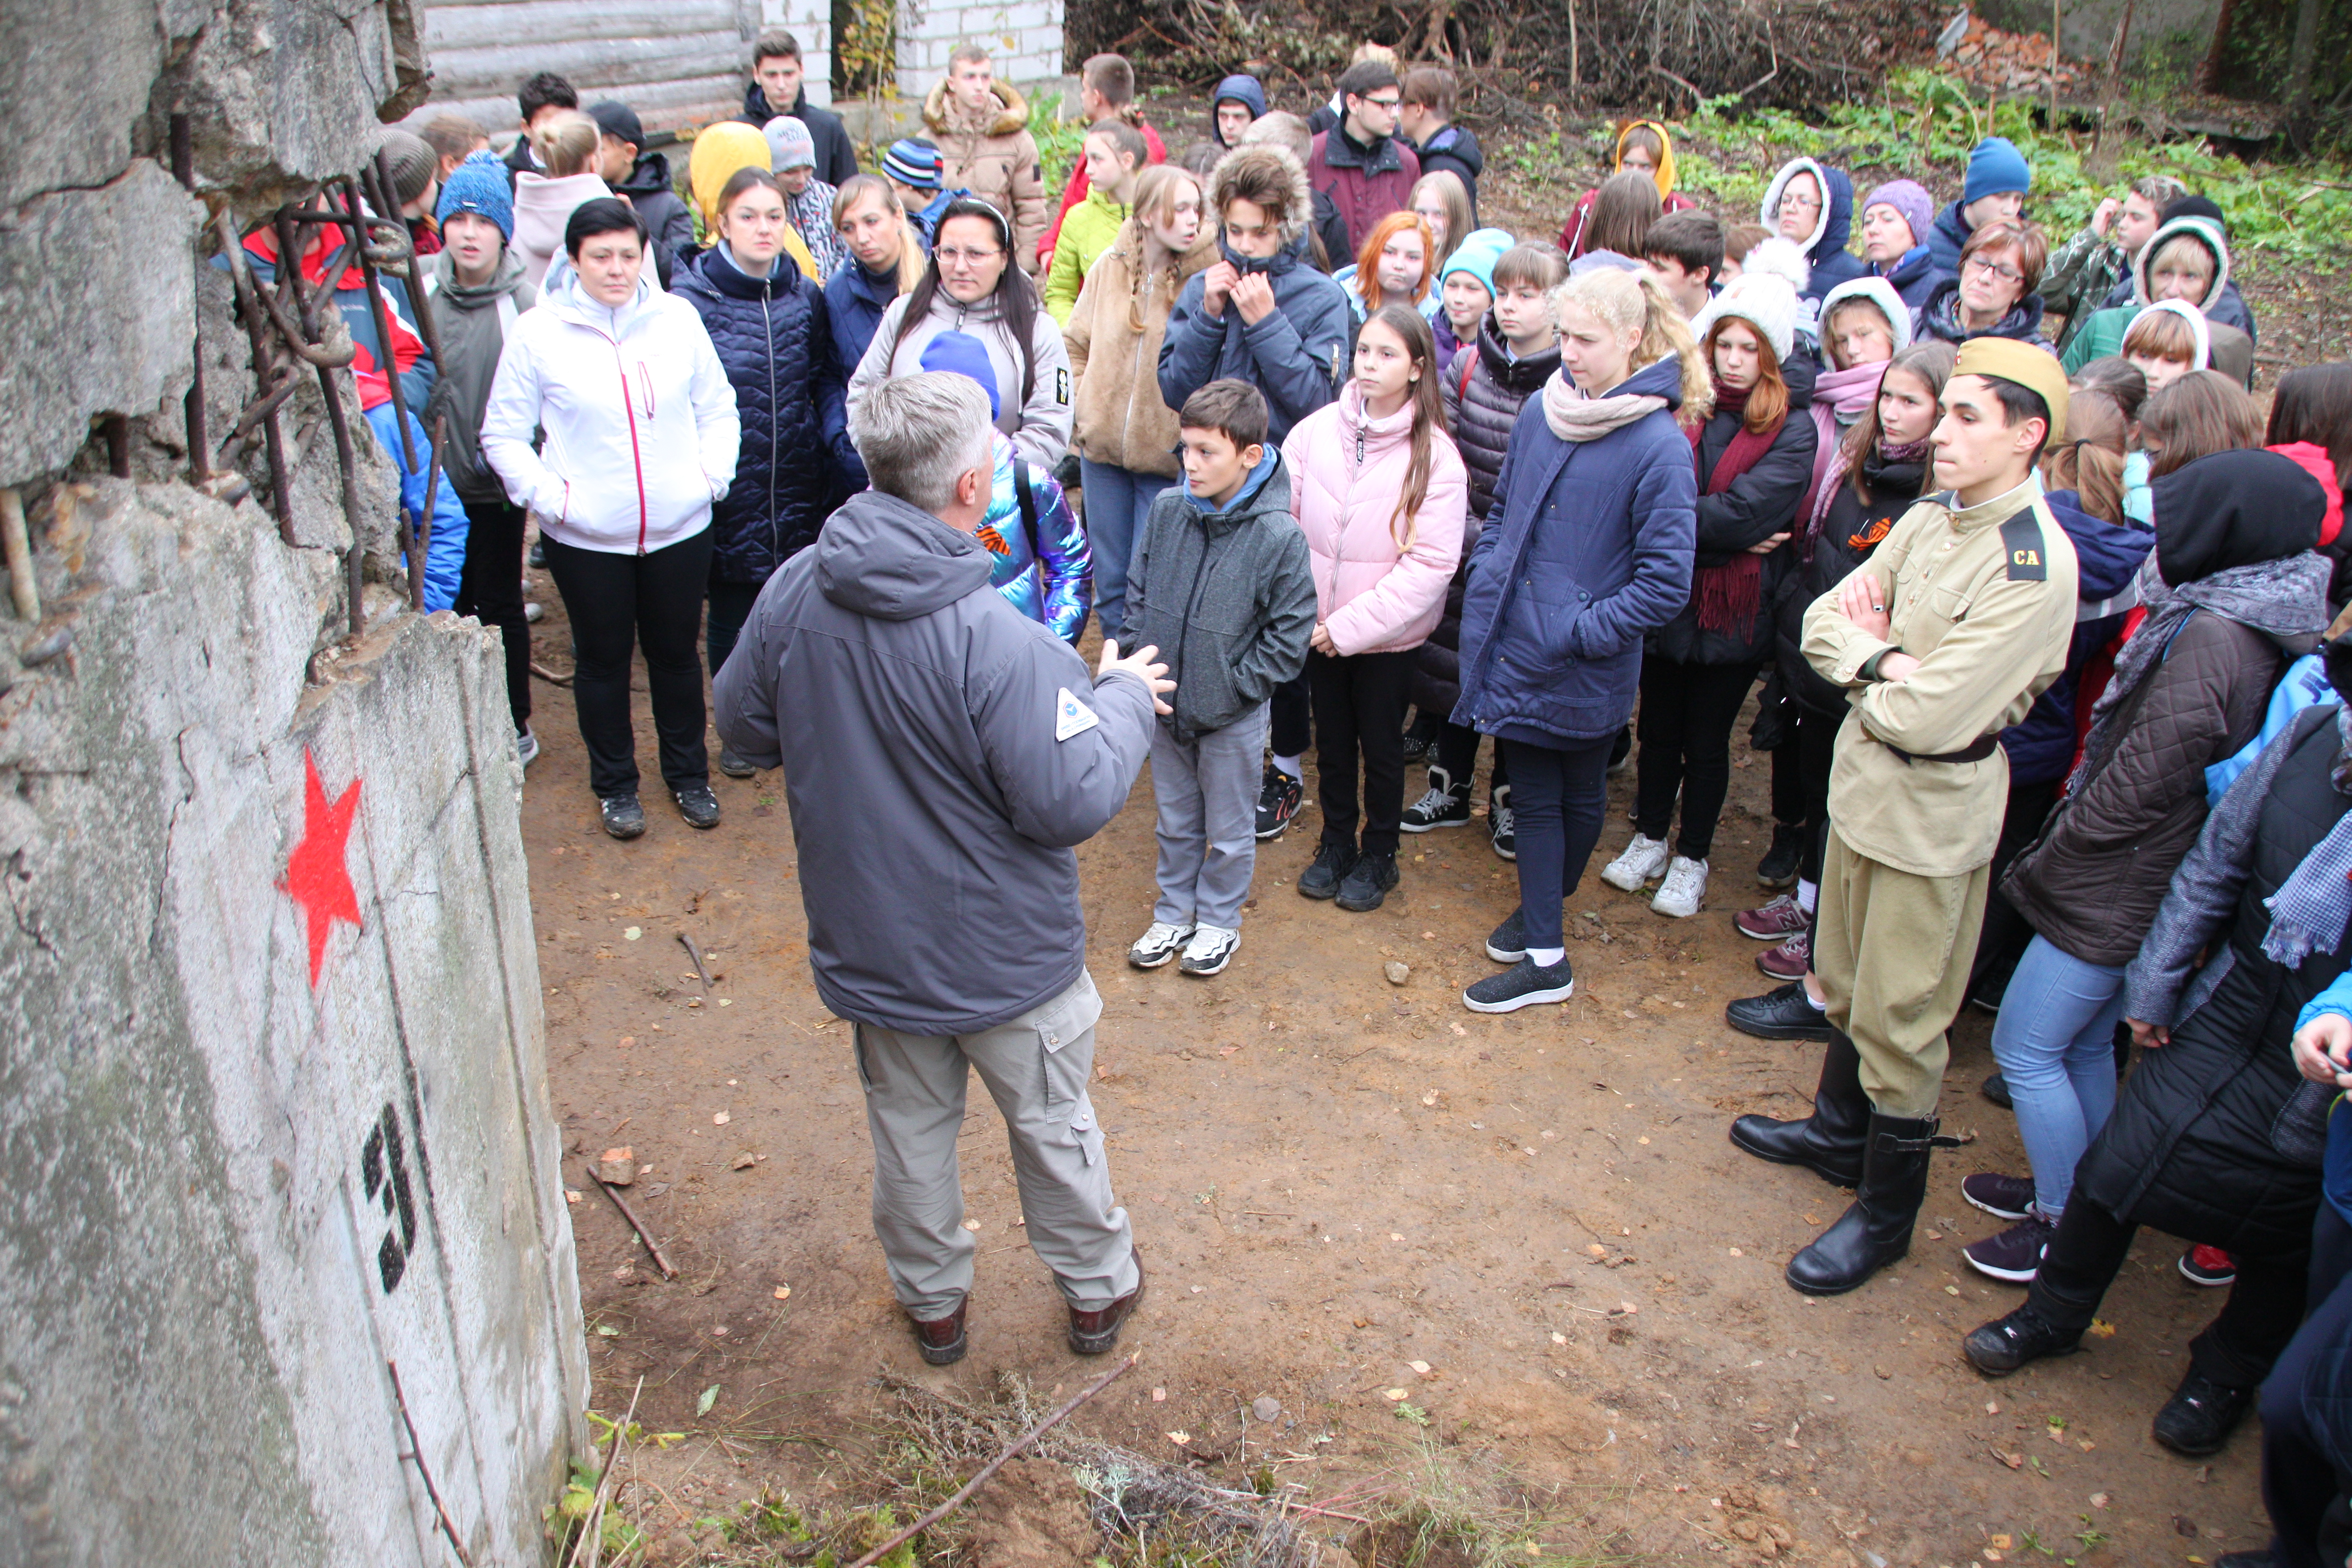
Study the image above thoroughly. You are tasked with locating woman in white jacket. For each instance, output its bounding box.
[482,198,741,840]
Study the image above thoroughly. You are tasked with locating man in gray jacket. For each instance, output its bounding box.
[714,372,1171,1365]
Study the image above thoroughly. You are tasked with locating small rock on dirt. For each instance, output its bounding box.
[729,1151,756,1170]
[1253,1396,1281,1422]
[1384,961,1410,985]
[598,1147,636,1185]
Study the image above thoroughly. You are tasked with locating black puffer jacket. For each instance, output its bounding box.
[1650,376,1817,667]
[1415,327,1560,717]
[1774,446,1928,716]
[672,246,857,584]
[2081,709,2344,1257]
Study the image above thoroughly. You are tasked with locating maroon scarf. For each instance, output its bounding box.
[1687,383,1784,636]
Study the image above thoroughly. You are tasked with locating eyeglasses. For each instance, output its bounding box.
[1779,192,1822,212]
[1362,95,1401,110]
[935,246,1004,267]
[1964,254,2024,285]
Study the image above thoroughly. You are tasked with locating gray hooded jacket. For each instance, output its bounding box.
[422,246,537,507]
[1126,450,1316,743]
[713,487,1155,1035]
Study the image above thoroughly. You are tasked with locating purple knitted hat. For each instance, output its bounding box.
[1860,179,1934,253]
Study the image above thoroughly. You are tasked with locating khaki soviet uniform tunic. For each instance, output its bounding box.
[1801,476,2080,1116]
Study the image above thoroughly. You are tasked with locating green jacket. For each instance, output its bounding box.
[1043,188,1131,326]
[2041,224,2127,354]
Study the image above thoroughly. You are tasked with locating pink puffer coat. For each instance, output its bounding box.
[1281,381,1468,656]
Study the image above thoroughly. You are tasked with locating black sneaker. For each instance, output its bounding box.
[2179,1244,2238,1286]
[1400,766,1471,832]
[1962,1214,2055,1283]
[600,793,645,839]
[1485,908,1528,963]
[1724,981,1833,1042]
[2152,1371,2255,1457]
[1256,764,1304,841]
[1962,1173,2037,1221]
[1335,850,1400,912]
[1980,1071,2014,1109]
[528,536,548,569]
[1464,955,1575,1013]
[674,784,722,829]
[1757,822,1802,887]
[1400,711,1441,762]
[1297,840,1356,899]
[718,746,757,779]
[1962,1303,2083,1374]
[1489,784,1515,861]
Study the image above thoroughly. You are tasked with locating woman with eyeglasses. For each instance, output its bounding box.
[1915,221,2055,350]
[844,195,1075,470]
[1759,156,1865,302]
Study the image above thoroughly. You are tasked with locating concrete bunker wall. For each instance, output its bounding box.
[0,3,586,1565]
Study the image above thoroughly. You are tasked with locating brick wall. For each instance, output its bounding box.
[896,0,1064,101]
[760,0,835,104]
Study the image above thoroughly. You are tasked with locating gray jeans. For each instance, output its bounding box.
[1150,702,1269,930]
[852,970,1136,1319]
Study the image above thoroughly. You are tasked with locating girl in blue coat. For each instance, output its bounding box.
[674,168,859,773]
[1454,267,1704,1014]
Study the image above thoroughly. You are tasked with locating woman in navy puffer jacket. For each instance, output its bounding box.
[674,170,858,761]
[1452,268,1703,1016]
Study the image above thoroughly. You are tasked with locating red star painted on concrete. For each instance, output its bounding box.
[281,749,362,987]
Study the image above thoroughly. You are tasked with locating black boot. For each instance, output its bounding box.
[1728,1029,1868,1187]
[1784,1111,1939,1296]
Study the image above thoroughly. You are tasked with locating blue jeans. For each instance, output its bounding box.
[1077,460,1172,645]
[1989,934,2126,1218]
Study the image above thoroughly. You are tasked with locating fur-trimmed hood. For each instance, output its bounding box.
[1211,142,1316,246]
[923,77,1030,139]
[2133,213,2232,310]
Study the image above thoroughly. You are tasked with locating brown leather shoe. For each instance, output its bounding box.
[1066,1251,1145,1355]
[908,1297,968,1366]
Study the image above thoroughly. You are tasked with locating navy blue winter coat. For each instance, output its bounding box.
[1450,357,1699,746]
[823,260,903,388]
[673,246,856,585]
[1998,490,2153,787]
[1764,159,1867,302]
[1874,245,1951,311]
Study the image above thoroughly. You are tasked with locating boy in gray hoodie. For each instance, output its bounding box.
[1124,381,1318,977]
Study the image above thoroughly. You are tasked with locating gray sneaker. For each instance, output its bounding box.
[1464,955,1575,1014]
[1178,924,1240,977]
[1127,921,1194,969]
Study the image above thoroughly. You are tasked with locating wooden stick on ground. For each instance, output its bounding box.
[585,1166,678,1280]
[388,1359,475,1565]
[843,1353,1139,1568]
[677,932,715,991]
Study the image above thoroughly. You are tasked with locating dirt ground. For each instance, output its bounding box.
[522,582,2270,1566]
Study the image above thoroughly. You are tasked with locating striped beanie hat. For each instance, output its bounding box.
[884,139,942,191]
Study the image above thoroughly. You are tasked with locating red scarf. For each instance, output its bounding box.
[1687,383,1784,636]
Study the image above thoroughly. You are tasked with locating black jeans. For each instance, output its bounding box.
[454,497,531,734]
[543,530,714,800]
[2028,1191,2313,1391]
[1503,733,1617,949]
[2261,1204,2352,1568]
[1633,657,1760,862]
[1433,720,1508,801]
[1308,648,1417,856]
[1271,670,1313,759]
[706,572,763,679]
[1790,704,1839,886]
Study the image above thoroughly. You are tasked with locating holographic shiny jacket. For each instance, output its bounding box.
[977,430,1092,642]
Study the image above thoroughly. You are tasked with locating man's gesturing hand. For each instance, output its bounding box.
[1099,639,1176,715]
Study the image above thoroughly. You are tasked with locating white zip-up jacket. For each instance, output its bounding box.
[482,267,740,556]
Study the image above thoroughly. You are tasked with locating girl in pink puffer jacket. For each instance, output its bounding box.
[1281,302,1469,914]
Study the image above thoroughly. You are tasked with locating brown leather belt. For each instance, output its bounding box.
[1885,735,2001,766]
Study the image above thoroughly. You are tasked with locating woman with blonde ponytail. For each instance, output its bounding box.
[1453,265,1702,1013]
[1064,163,1220,642]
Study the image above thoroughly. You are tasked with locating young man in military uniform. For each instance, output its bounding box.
[1730,339,2082,1296]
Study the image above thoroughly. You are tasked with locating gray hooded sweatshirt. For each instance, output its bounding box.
[713,487,1155,1035]
[422,246,537,507]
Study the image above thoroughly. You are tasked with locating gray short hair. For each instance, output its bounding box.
[851,372,995,513]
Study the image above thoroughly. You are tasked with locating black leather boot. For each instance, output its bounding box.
[1785,1111,1940,1296]
[1728,1029,1868,1187]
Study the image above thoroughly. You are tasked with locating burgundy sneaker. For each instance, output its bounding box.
[1736,892,1811,941]
[1756,931,1809,980]
[1962,1173,2037,1222]
[908,1297,969,1366]
[1963,1215,2055,1283]
[1067,1251,1146,1355]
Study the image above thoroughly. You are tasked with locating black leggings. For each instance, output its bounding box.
[2029,1191,2313,1391]
[1271,670,1313,758]
[1633,658,1759,862]
[1789,704,1839,885]
[1432,720,1508,800]
[543,530,714,800]
[1309,648,1417,855]
[1503,733,1616,948]
[706,572,763,679]
[454,497,531,734]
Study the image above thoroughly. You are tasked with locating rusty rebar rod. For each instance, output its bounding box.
[319,360,368,641]
[103,415,131,479]
[370,150,448,376]
[211,211,297,543]
[341,177,417,473]
[171,113,209,484]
